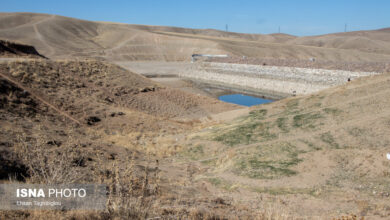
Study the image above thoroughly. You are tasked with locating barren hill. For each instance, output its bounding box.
[1,12,390,62]
[288,28,390,55]
[127,24,296,43]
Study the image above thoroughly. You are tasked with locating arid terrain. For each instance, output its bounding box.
[1,12,390,219]
[2,12,390,63]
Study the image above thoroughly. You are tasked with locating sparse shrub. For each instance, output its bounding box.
[233,143,302,179]
[14,135,88,184]
[293,112,323,129]
[319,132,340,149]
[276,117,289,132]
[248,109,267,120]
[11,133,162,219]
[214,121,276,147]
[105,158,160,219]
[323,107,342,116]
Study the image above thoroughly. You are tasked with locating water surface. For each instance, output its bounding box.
[218,94,273,107]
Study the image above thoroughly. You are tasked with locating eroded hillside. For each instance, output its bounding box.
[0,58,251,219]
[0,59,237,148]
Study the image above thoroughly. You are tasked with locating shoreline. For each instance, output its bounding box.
[185,78,287,100]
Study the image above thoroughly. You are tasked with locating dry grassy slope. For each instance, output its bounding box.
[0,67,124,183]
[288,28,390,55]
[0,59,235,129]
[1,12,390,62]
[127,23,296,43]
[0,58,235,166]
[0,56,258,218]
[181,72,390,217]
[0,58,237,179]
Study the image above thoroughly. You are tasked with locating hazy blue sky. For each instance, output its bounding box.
[2,0,390,36]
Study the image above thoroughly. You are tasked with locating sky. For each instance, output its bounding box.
[2,0,390,36]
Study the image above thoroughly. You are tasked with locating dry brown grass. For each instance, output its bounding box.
[2,131,161,219]
[1,129,304,219]
[3,141,244,219]
[14,134,86,184]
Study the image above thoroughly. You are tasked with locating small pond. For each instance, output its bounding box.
[218,94,273,107]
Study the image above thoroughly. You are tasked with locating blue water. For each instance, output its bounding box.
[218,94,273,107]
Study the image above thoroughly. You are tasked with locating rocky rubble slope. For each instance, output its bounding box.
[180,62,379,96]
